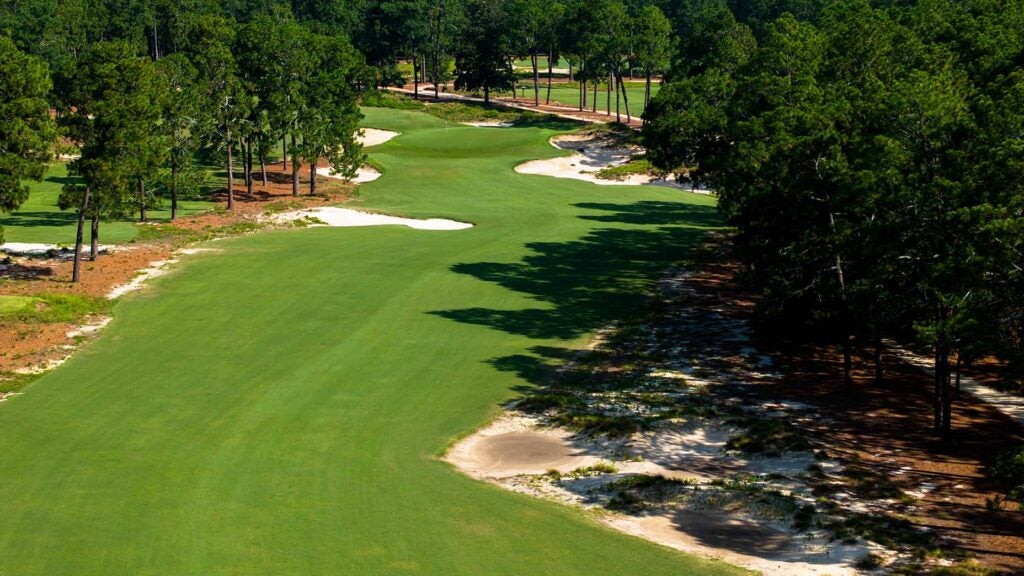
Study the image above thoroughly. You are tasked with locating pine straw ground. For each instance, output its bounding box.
[678,249,1024,574]
[0,161,353,377]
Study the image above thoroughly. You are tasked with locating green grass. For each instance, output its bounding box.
[499,82,660,116]
[0,293,110,324]
[0,295,35,314]
[0,163,213,245]
[514,55,572,69]
[0,107,745,575]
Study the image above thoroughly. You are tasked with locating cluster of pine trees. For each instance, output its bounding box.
[643,0,1024,437]
[1,2,371,280]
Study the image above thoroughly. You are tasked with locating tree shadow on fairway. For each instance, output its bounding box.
[432,200,721,387]
[0,210,77,229]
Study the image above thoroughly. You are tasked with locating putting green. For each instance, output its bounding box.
[0,108,745,575]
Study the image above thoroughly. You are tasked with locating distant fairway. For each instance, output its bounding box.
[503,82,660,116]
[0,163,212,245]
[0,108,744,575]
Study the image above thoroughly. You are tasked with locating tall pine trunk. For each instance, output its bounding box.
[954,354,962,398]
[139,178,147,223]
[644,69,652,118]
[72,186,90,283]
[291,132,299,196]
[170,156,178,220]
[532,51,539,106]
[615,69,621,123]
[413,55,419,99]
[309,161,316,196]
[282,136,288,171]
[938,342,952,438]
[606,72,611,116]
[260,148,268,187]
[592,79,597,113]
[226,128,234,210]
[873,334,884,385]
[90,209,99,261]
[616,69,631,123]
[546,48,553,104]
[246,136,254,196]
[842,336,854,393]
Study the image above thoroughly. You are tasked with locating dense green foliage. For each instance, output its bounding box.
[643,0,1024,437]
[0,36,56,243]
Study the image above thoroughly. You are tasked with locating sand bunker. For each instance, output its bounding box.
[272,207,472,231]
[317,166,381,183]
[447,413,869,576]
[609,511,869,576]
[0,243,115,257]
[358,128,399,147]
[515,134,706,191]
[462,121,514,128]
[448,415,604,478]
[313,128,397,183]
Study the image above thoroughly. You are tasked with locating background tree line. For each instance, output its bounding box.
[643,0,1024,438]
[0,0,683,276]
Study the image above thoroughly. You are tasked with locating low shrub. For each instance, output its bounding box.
[987,445,1024,508]
[725,417,811,456]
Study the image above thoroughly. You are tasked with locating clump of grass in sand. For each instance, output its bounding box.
[0,293,110,325]
[0,371,41,395]
[725,417,811,456]
[567,463,618,478]
[595,158,665,182]
[854,552,884,570]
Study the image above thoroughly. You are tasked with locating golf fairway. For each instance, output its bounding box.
[0,108,746,575]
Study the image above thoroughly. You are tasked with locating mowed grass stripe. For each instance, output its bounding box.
[0,107,747,575]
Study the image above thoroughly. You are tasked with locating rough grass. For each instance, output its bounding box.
[0,107,740,575]
[0,293,109,324]
[0,295,35,314]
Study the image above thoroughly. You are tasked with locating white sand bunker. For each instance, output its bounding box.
[462,121,514,128]
[317,165,382,184]
[448,415,605,478]
[609,511,870,576]
[447,414,869,576]
[272,207,472,231]
[358,128,399,147]
[313,128,398,184]
[0,242,115,257]
[515,134,697,190]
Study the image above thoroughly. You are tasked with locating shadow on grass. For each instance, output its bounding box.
[432,200,722,388]
[0,211,77,229]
